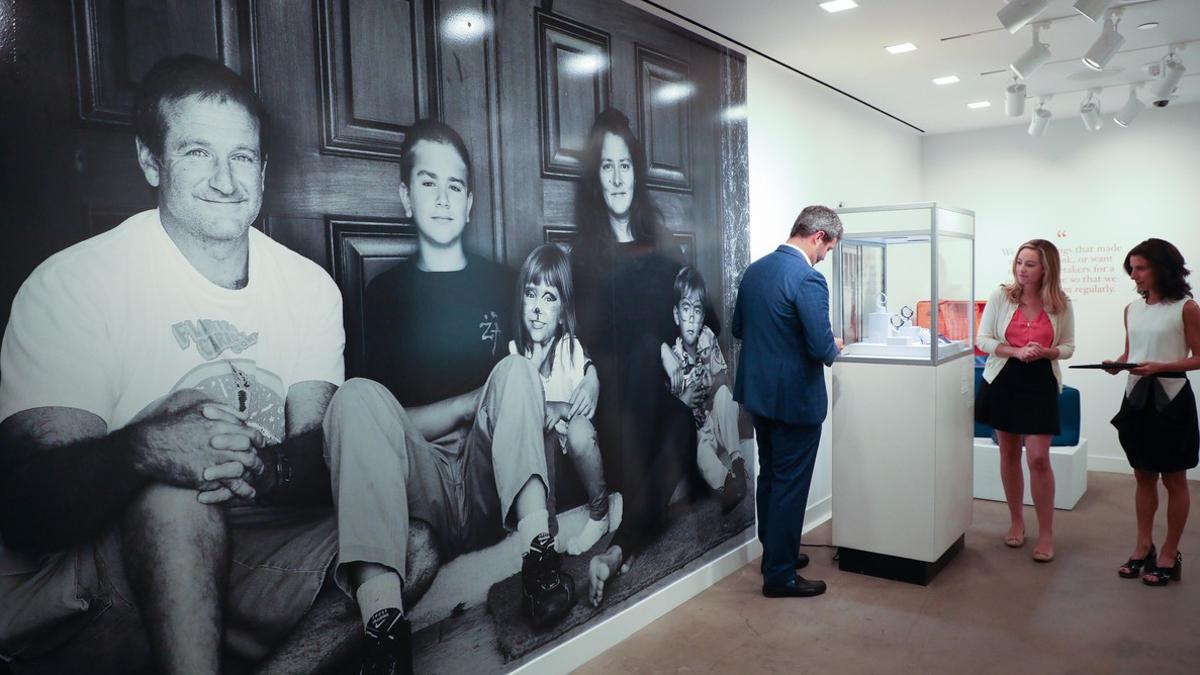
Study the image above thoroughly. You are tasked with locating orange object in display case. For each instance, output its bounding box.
[915,300,987,355]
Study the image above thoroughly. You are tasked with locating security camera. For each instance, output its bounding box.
[1150,53,1186,108]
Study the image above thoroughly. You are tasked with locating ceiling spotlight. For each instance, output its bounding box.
[1080,89,1104,131]
[998,0,1049,35]
[933,75,960,85]
[1010,23,1052,79]
[1114,84,1145,127]
[885,42,918,54]
[819,0,858,12]
[1083,10,1125,71]
[1006,79,1027,117]
[1073,0,1115,22]
[1152,52,1187,105]
[1028,98,1052,136]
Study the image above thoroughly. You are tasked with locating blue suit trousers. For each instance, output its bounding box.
[752,415,821,587]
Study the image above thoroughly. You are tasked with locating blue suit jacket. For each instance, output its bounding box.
[732,245,839,426]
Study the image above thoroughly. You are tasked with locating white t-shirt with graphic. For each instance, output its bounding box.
[0,209,345,439]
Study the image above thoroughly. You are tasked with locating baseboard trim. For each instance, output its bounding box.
[512,500,833,674]
[804,494,833,533]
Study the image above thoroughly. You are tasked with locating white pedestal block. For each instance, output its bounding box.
[972,438,1088,510]
[833,356,974,584]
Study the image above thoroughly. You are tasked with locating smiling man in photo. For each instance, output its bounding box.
[0,54,357,674]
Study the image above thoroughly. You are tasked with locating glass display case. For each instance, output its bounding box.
[830,203,976,583]
[832,203,975,364]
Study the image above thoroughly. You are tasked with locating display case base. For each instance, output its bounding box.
[838,534,965,586]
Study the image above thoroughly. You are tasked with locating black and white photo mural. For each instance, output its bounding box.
[0,0,750,672]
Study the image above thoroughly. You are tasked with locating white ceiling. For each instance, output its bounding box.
[645,0,1200,134]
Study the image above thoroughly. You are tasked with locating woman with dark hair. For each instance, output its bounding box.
[568,109,723,605]
[976,239,1075,563]
[1109,238,1200,586]
[570,108,677,347]
[573,108,660,251]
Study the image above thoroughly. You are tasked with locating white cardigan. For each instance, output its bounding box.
[977,285,1075,391]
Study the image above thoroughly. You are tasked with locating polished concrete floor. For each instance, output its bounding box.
[576,472,1199,674]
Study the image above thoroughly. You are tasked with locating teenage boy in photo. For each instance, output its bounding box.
[355,120,595,643]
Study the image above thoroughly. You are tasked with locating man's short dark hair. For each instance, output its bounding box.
[673,266,707,307]
[399,119,473,193]
[789,205,843,241]
[134,54,268,160]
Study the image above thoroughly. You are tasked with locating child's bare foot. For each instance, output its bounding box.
[588,545,623,607]
[567,516,609,555]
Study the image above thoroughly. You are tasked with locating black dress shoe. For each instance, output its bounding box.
[762,576,826,598]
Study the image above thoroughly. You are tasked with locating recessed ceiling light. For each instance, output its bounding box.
[967,101,992,109]
[819,0,858,12]
[933,75,961,85]
[1137,22,1159,30]
[885,43,918,55]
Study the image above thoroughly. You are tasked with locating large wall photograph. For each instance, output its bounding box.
[0,0,750,672]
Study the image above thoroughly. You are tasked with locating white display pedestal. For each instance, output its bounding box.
[972,438,1088,509]
[832,355,975,585]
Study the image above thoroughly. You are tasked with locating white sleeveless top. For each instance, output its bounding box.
[1125,297,1191,399]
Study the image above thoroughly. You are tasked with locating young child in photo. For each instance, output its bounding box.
[510,244,612,555]
[660,266,747,511]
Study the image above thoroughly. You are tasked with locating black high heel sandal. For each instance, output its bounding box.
[1118,545,1156,579]
[1143,552,1182,586]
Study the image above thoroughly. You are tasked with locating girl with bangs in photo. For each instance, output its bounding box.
[510,244,612,555]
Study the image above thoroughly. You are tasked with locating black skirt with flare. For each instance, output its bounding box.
[1112,372,1200,473]
[975,358,1060,436]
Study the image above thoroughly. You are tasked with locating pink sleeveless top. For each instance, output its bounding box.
[1005,308,1053,348]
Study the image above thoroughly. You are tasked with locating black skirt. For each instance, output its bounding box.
[1111,373,1200,473]
[975,358,1060,435]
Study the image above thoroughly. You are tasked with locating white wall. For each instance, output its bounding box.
[921,102,1200,479]
[748,55,924,519]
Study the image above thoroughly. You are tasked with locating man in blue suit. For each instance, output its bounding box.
[733,205,842,598]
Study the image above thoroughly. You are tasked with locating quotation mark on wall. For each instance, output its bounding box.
[1056,230,1067,238]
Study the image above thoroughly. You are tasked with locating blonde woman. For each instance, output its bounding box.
[976,239,1075,562]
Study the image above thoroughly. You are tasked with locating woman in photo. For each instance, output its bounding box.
[1109,238,1200,586]
[568,108,722,605]
[976,239,1075,563]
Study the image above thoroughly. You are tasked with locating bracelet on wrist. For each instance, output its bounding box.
[274,450,292,493]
